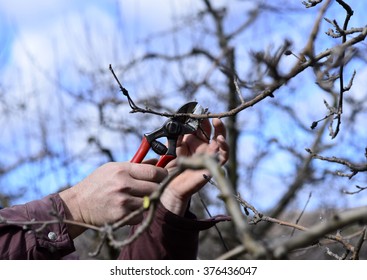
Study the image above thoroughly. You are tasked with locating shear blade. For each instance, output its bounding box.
[172,101,205,132]
[175,101,198,114]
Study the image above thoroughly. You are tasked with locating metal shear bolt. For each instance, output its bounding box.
[166,121,181,135]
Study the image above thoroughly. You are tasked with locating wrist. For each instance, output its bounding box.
[160,189,190,216]
[59,188,86,238]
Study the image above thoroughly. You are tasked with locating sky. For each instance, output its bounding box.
[0,0,190,72]
[0,0,366,212]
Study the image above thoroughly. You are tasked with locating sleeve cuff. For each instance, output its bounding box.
[156,201,231,231]
[24,193,75,257]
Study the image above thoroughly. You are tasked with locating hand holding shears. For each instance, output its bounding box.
[130,102,205,167]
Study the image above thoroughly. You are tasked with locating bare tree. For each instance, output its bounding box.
[1,0,367,259]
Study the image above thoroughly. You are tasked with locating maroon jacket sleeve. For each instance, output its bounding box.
[118,202,230,260]
[0,194,75,259]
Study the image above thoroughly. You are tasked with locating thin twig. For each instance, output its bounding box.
[198,191,229,252]
[290,192,312,237]
[342,185,367,195]
[330,0,354,139]
[351,226,367,260]
[306,149,367,179]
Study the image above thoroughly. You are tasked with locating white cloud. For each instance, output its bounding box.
[0,0,67,15]
[1,4,119,155]
[117,0,199,35]
[0,0,74,31]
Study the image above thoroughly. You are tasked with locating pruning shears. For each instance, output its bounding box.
[131,102,204,167]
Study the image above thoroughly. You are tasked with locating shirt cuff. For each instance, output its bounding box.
[157,201,231,231]
[24,193,75,258]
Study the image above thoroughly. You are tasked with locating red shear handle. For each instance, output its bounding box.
[156,154,175,167]
[131,137,151,163]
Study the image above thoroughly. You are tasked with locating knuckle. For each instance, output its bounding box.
[116,194,133,209]
[119,182,132,193]
[146,166,159,181]
[119,195,129,206]
[143,165,166,182]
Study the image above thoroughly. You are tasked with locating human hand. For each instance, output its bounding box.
[59,162,167,238]
[160,118,229,215]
